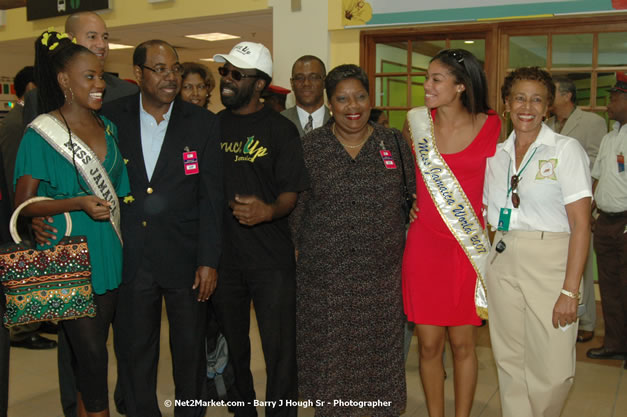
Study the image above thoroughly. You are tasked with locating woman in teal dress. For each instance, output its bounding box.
[13,30,129,417]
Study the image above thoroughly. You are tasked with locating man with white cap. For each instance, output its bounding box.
[211,42,308,417]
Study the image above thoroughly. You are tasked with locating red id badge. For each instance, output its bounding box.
[379,149,397,169]
[183,151,199,175]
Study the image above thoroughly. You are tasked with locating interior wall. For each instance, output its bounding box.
[0,0,269,42]
[268,0,329,108]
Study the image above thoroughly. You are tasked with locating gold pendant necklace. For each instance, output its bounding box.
[332,123,372,149]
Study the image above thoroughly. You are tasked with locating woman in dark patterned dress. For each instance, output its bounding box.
[290,64,416,417]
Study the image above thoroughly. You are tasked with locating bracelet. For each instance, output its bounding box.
[560,288,580,300]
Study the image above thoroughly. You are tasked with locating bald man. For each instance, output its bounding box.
[22,13,138,417]
[23,11,138,125]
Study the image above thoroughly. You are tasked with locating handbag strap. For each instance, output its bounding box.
[9,196,72,244]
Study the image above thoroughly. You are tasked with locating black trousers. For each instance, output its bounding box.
[212,268,297,417]
[116,266,207,417]
[594,212,627,352]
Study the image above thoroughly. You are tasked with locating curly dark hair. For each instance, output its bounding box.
[325,64,369,101]
[430,49,490,115]
[501,66,556,107]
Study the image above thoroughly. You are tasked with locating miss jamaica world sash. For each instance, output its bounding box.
[29,114,123,245]
[407,107,488,319]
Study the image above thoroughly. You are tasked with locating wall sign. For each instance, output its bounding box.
[26,0,111,21]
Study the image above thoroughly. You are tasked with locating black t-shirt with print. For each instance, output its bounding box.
[219,106,309,270]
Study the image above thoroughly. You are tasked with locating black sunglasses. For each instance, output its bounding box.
[218,66,258,81]
[510,174,520,209]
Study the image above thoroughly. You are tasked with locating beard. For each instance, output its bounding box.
[220,79,256,110]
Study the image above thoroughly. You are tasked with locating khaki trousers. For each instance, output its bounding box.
[487,230,577,417]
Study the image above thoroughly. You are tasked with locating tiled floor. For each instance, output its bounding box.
[7,300,627,417]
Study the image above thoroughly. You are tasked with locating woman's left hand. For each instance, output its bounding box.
[552,293,578,329]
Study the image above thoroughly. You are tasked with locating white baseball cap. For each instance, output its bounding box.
[213,42,273,78]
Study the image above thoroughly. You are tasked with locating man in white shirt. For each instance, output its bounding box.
[587,72,627,361]
[546,76,608,343]
[281,55,331,136]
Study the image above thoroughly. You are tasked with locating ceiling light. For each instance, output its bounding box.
[464,40,475,44]
[200,58,215,62]
[185,33,240,42]
[109,43,133,50]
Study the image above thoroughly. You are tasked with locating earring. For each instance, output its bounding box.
[64,88,74,105]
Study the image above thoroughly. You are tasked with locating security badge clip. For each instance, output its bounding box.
[497,208,511,232]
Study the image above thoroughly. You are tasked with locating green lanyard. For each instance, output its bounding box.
[506,147,538,198]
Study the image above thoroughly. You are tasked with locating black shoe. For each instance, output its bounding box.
[39,321,59,334]
[586,346,627,360]
[10,334,57,350]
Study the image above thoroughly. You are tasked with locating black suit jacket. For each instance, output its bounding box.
[101,94,223,288]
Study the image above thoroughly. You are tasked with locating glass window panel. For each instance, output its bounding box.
[599,33,627,66]
[410,40,445,71]
[388,110,408,131]
[375,76,408,107]
[551,34,593,68]
[450,39,486,63]
[376,42,409,73]
[410,75,426,107]
[596,72,615,107]
[509,36,547,68]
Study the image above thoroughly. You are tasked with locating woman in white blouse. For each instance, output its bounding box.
[484,67,592,417]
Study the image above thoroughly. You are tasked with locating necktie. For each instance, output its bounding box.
[304,114,314,134]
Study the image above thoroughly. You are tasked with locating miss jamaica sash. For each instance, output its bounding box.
[407,107,488,319]
[29,114,123,245]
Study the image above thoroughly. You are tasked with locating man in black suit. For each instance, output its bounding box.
[101,40,223,417]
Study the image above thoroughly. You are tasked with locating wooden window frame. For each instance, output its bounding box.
[360,14,627,122]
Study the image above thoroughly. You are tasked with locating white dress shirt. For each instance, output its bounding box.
[591,122,627,213]
[296,105,326,131]
[139,94,174,180]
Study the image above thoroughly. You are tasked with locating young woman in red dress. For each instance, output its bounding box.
[402,49,501,417]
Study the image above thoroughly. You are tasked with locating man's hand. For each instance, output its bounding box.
[192,266,218,301]
[230,194,273,226]
[32,216,58,246]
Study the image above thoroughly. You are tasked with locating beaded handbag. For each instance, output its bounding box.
[0,197,96,328]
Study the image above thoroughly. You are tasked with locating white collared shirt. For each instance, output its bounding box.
[484,123,591,233]
[296,105,326,130]
[139,94,174,180]
[591,122,627,213]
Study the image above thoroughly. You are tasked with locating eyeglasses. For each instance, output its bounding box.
[218,66,258,81]
[141,64,183,77]
[291,73,324,84]
[510,174,520,208]
[447,50,465,65]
